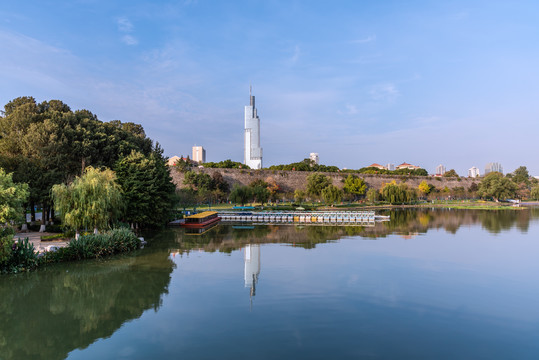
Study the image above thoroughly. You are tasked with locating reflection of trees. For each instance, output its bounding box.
[478,210,522,234]
[0,250,174,360]
[161,208,539,254]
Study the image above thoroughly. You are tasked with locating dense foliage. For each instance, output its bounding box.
[0,237,38,274]
[268,159,339,172]
[115,149,177,228]
[380,181,418,204]
[343,174,366,199]
[478,172,518,201]
[0,168,29,266]
[0,168,28,224]
[0,97,153,224]
[52,167,123,235]
[203,159,244,169]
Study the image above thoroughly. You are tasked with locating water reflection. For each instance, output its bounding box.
[162,208,539,255]
[0,249,174,360]
[244,244,260,306]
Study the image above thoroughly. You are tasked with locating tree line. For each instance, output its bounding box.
[0,97,176,231]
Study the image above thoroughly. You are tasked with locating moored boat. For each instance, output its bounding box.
[181,211,221,228]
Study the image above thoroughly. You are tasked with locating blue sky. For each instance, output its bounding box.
[1,0,538,175]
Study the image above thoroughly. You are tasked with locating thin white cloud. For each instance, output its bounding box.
[370,83,399,101]
[121,35,138,46]
[117,17,138,46]
[351,35,376,44]
[337,104,358,115]
[117,17,134,33]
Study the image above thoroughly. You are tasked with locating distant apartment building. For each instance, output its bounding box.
[167,156,181,167]
[367,163,387,170]
[309,152,319,165]
[396,162,420,170]
[485,162,503,175]
[386,163,395,171]
[468,166,480,178]
[192,146,206,164]
[435,164,446,176]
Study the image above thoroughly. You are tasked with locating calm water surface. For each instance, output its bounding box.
[2,208,539,359]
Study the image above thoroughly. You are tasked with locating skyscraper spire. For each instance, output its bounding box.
[244,87,262,169]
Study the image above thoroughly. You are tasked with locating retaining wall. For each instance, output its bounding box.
[170,167,477,193]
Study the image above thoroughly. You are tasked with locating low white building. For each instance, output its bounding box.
[435,164,446,176]
[468,166,480,178]
[309,152,319,165]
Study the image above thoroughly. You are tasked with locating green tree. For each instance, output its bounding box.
[477,172,518,201]
[229,185,253,206]
[531,185,539,201]
[366,188,378,203]
[0,97,153,225]
[343,174,366,199]
[306,173,331,198]
[443,169,459,178]
[512,166,530,185]
[321,184,343,204]
[52,167,123,237]
[0,168,29,263]
[380,181,416,204]
[418,180,431,196]
[252,185,270,205]
[294,189,306,204]
[0,168,29,225]
[202,159,244,169]
[115,149,177,228]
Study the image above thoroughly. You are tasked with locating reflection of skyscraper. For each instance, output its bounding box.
[244,244,260,299]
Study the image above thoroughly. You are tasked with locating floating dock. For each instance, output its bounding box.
[218,211,389,225]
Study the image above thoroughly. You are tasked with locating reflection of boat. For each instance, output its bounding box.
[181,211,221,228]
[232,225,255,230]
[184,221,220,235]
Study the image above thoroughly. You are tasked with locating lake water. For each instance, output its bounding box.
[2,208,539,359]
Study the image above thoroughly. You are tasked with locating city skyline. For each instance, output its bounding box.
[1,1,538,175]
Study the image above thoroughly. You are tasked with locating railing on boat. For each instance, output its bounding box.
[218,211,389,224]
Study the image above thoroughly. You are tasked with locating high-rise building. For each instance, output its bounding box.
[244,88,263,169]
[468,166,480,177]
[436,164,446,176]
[485,162,503,175]
[192,146,206,164]
[310,152,319,165]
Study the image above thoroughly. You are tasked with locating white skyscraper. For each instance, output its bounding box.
[244,88,263,169]
[192,146,206,163]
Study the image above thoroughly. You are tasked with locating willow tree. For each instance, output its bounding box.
[52,167,123,238]
[0,168,29,263]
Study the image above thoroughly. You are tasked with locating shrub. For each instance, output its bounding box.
[41,228,141,264]
[1,236,38,274]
